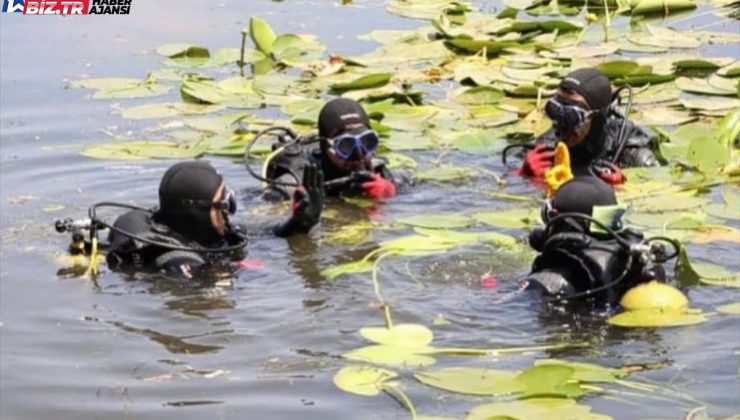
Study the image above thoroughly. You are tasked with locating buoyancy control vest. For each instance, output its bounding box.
[526,227,651,304]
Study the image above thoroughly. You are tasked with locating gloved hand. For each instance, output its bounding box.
[290,163,325,230]
[362,173,397,200]
[520,144,555,178]
[593,162,625,185]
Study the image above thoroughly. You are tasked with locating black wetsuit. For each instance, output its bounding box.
[264,137,407,199]
[536,112,660,175]
[106,209,245,279]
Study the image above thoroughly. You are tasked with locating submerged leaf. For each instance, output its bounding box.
[333,365,397,396]
[473,208,539,229]
[453,86,505,105]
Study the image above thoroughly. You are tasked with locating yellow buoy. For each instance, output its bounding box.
[620,281,689,311]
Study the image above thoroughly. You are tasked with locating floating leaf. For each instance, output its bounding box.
[676,77,736,96]
[453,86,505,105]
[397,214,473,229]
[607,308,706,328]
[342,345,436,368]
[473,208,538,229]
[534,359,623,383]
[156,43,210,58]
[360,324,434,348]
[121,102,224,119]
[516,365,584,398]
[594,60,642,79]
[454,129,506,152]
[331,73,392,93]
[415,368,524,396]
[333,365,397,396]
[716,302,740,314]
[680,97,740,112]
[321,260,374,280]
[631,0,696,15]
[629,25,700,49]
[467,398,613,420]
[633,106,696,127]
[446,39,520,56]
[81,141,207,160]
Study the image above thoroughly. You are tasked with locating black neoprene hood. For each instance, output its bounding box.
[318,98,371,138]
[559,68,612,111]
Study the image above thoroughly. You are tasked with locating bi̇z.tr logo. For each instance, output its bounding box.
[2,0,25,12]
[2,0,131,14]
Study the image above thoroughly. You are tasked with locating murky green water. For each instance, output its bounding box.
[1,1,739,419]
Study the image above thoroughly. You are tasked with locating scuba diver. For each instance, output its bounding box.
[246,98,407,201]
[55,160,324,279]
[522,176,678,309]
[511,68,660,185]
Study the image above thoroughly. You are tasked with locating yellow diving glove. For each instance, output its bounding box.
[544,142,573,198]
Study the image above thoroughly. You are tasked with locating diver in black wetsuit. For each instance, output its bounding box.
[522,176,668,307]
[518,68,660,186]
[261,98,410,201]
[56,160,324,279]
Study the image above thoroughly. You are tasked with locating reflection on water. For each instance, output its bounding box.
[1,0,739,419]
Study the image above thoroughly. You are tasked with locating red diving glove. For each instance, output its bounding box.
[520,144,555,178]
[362,174,397,200]
[595,162,625,185]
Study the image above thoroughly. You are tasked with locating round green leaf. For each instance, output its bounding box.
[396,214,473,229]
[342,344,437,368]
[360,324,434,348]
[466,398,613,420]
[415,368,524,396]
[607,308,706,328]
[453,86,505,105]
[716,302,740,314]
[333,365,398,396]
[473,208,538,229]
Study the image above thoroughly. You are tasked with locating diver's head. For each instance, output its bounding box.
[318,98,378,173]
[542,175,617,233]
[545,68,612,152]
[157,161,237,245]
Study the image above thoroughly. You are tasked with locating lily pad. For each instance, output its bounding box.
[81,141,207,160]
[630,0,696,15]
[716,302,740,314]
[156,43,210,58]
[473,208,539,229]
[466,398,613,420]
[534,359,623,383]
[360,324,434,348]
[121,102,224,119]
[333,365,398,396]
[397,214,473,229]
[607,308,706,328]
[453,86,505,105]
[415,368,524,396]
[331,73,393,93]
[342,344,436,368]
[321,260,374,280]
[676,77,736,96]
[515,365,584,398]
